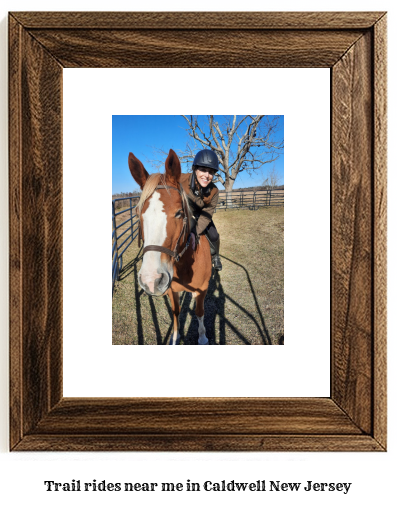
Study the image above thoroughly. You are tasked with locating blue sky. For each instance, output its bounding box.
[112,115,284,194]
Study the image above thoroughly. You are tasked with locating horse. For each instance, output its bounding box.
[128,149,212,345]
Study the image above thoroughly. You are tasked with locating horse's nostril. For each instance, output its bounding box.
[154,273,164,288]
[153,272,170,294]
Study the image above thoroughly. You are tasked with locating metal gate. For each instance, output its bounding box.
[112,197,139,295]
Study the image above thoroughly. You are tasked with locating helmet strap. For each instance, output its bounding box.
[195,172,203,197]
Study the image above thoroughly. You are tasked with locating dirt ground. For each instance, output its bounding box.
[112,206,284,345]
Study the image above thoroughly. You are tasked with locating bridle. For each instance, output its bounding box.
[138,185,191,263]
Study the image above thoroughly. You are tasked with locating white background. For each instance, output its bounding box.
[0,1,395,507]
[63,68,330,397]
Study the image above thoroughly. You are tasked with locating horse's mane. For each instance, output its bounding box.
[137,173,191,229]
[137,173,164,216]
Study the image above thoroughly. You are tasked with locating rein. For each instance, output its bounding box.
[139,185,191,262]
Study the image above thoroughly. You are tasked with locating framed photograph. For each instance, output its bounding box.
[9,11,387,451]
[110,113,285,347]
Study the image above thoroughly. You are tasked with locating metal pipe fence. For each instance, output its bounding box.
[112,197,140,295]
[215,189,284,211]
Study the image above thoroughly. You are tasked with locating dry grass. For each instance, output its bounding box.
[112,206,284,345]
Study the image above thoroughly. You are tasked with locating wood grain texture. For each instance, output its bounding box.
[9,15,64,447]
[14,435,383,452]
[9,15,23,450]
[332,32,373,434]
[8,11,387,452]
[12,11,385,29]
[27,29,363,68]
[373,14,387,449]
[31,398,362,435]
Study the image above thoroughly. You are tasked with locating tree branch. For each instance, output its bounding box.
[178,115,283,191]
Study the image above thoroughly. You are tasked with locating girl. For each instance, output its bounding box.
[180,149,222,271]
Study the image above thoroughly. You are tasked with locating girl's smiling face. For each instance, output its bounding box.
[195,166,215,188]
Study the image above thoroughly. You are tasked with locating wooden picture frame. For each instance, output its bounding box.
[9,11,387,451]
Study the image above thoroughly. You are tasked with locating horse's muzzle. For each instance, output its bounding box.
[139,271,171,296]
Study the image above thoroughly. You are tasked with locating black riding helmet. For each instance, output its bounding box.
[192,149,219,173]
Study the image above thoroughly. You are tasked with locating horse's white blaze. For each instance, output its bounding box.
[139,192,168,292]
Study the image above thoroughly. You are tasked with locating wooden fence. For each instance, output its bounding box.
[215,189,284,211]
[112,189,284,213]
[113,196,140,210]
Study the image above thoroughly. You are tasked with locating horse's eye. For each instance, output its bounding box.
[175,209,183,218]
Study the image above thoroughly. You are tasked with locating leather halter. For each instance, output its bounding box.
[139,185,191,262]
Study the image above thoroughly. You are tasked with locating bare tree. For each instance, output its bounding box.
[262,164,281,190]
[180,115,283,193]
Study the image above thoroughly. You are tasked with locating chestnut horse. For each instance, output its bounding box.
[128,149,212,345]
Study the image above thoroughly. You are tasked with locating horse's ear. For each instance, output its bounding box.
[128,152,149,190]
[165,149,181,186]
